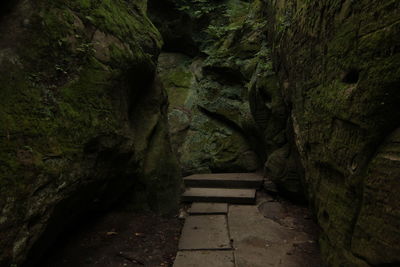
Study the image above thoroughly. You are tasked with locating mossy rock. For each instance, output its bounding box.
[154,0,275,175]
[266,0,400,265]
[0,0,180,265]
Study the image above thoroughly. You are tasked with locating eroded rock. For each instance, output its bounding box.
[0,0,180,265]
[265,0,400,265]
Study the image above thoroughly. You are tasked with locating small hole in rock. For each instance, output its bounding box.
[342,69,360,84]
[322,210,329,221]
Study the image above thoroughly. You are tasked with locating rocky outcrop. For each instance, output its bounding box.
[265,0,400,265]
[157,51,260,175]
[0,0,180,265]
[151,0,263,175]
[152,0,304,192]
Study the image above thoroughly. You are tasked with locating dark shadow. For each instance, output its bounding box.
[341,69,360,84]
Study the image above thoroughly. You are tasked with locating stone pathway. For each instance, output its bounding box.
[182,173,262,204]
[173,173,322,267]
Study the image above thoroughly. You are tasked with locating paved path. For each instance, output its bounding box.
[174,173,322,266]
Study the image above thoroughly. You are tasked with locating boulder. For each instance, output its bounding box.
[0,0,180,265]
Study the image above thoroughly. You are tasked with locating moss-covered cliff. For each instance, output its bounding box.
[266,0,400,265]
[0,0,180,265]
[151,0,305,196]
[149,0,263,175]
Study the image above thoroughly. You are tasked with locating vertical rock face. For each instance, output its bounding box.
[150,0,304,193]
[0,0,180,265]
[150,0,263,175]
[265,0,400,265]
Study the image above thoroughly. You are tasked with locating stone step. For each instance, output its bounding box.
[173,250,235,267]
[188,203,228,215]
[182,188,256,204]
[178,215,231,250]
[183,173,263,189]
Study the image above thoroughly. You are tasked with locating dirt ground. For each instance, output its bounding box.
[257,192,323,266]
[37,192,322,267]
[39,211,183,267]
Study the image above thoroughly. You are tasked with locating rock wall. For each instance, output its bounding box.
[150,0,263,175]
[265,0,400,265]
[0,0,180,265]
[149,0,304,194]
[149,0,400,264]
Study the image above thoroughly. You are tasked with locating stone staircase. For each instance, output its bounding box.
[182,173,263,204]
[173,173,263,267]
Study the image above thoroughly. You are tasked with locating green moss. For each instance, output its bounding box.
[0,1,178,263]
[167,69,193,88]
[0,54,122,199]
[266,0,400,265]
[158,56,194,108]
[142,121,181,214]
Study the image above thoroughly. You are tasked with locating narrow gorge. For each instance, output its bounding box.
[0,0,399,266]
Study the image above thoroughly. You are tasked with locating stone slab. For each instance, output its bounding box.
[173,251,235,267]
[184,173,263,188]
[178,215,231,250]
[188,203,228,215]
[182,188,256,204]
[228,205,311,267]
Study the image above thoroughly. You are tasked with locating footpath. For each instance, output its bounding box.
[173,173,322,267]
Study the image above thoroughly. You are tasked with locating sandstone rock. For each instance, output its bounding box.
[154,1,267,175]
[155,0,400,265]
[266,0,400,265]
[264,143,304,199]
[157,49,257,174]
[0,0,180,265]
